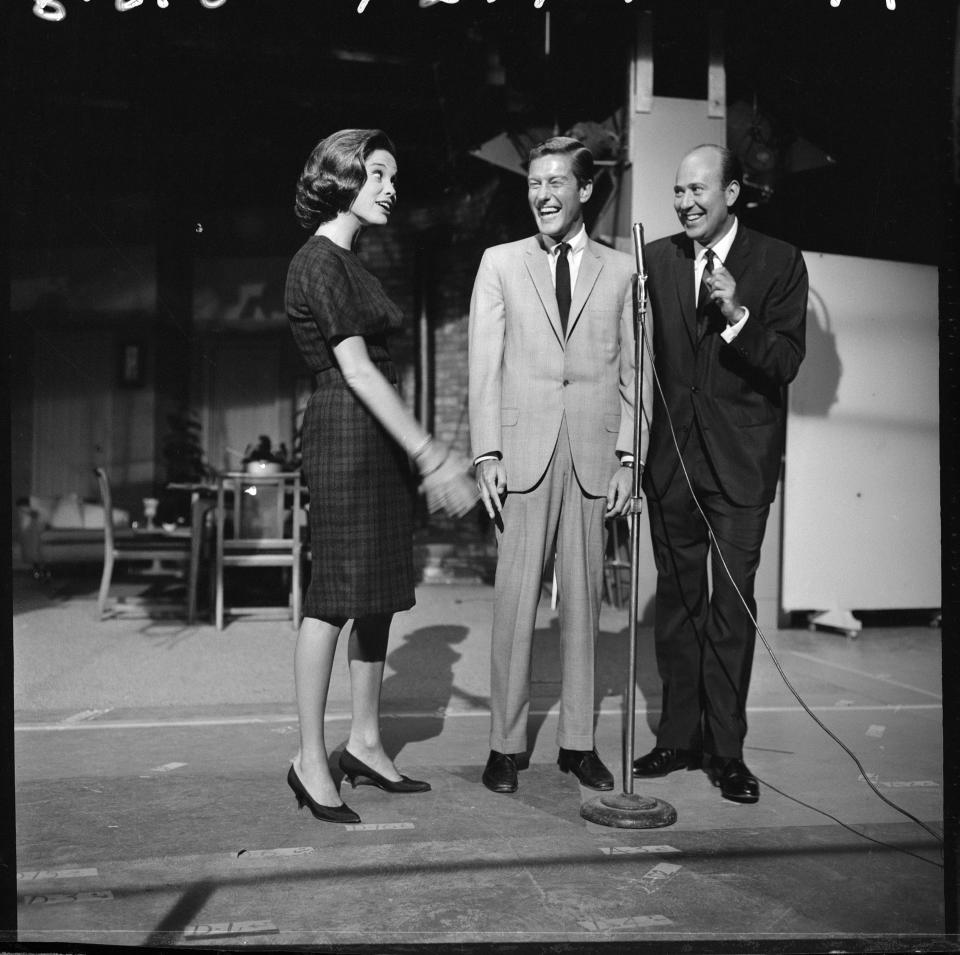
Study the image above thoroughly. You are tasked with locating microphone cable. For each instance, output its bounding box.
[634,313,944,858]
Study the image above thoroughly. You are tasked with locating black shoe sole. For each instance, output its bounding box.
[482,776,517,794]
[576,778,614,791]
[632,761,697,779]
[720,789,759,804]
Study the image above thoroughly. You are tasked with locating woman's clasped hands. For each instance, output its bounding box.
[415,439,480,518]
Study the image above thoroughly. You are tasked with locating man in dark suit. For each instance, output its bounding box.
[633,144,807,804]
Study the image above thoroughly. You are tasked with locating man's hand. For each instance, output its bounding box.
[605,465,634,518]
[704,263,745,325]
[476,458,506,520]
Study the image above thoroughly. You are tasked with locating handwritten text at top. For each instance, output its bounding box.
[33,0,641,22]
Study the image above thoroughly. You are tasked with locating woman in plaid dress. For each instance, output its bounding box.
[284,129,477,823]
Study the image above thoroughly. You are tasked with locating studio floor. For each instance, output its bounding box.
[10,569,952,952]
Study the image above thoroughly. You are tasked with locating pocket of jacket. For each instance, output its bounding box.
[604,414,620,433]
[502,408,519,427]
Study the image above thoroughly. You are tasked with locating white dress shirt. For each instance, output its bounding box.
[694,217,749,341]
[545,223,587,294]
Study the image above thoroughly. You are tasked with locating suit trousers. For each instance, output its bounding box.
[489,417,608,754]
[648,426,770,758]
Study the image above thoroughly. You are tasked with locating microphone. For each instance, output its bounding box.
[632,222,648,322]
[632,222,646,275]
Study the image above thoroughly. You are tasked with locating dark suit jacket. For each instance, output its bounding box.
[642,225,808,507]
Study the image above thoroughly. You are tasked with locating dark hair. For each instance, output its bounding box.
[528,136,594,187]
[690,143,743,188]
[294,129,397,231]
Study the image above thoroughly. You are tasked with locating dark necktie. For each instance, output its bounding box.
[696,248,716,339]
[556,242,571,334]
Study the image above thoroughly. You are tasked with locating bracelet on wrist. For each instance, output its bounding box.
[410,435,433,461]
[420,454,448,479]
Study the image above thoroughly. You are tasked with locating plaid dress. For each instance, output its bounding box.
[286,235,416,618]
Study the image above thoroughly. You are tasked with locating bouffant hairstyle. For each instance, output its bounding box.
[528,136,594,188]
[294,129,397,232]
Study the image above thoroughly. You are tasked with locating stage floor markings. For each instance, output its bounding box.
[577,914,674,931]
[234,847,314,859]
[599,846,680,855]
[13,702,942,734]
[784,651,941,700]
[21,891,114,905]
[18,868,98,881]
[637,862,682,894]
[182,920,278,940]
[346,822,415,831]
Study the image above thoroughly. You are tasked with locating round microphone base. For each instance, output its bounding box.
[580,791,677,829]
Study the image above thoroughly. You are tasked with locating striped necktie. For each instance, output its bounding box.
[696,247,716,339]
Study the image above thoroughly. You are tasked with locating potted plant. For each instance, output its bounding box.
[157,406,211,525]
[242,435,289,475]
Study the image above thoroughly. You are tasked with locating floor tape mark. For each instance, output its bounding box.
[866,724,886,738]
[183,920,279,939]
[14,703,942,733]
[638,862,682,894]
[18,868,98,881]
[785,651,942,700]
[149,762,188,773]
[235,847,314,859]
[346,822,415,831]
[22,891,113,905]
[600,846,680,855]
[859,773,939,788]
[61,708,113,724]
[578,915,673,931]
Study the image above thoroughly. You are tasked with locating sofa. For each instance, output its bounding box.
[16,493,131,576]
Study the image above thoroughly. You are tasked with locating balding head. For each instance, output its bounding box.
[674,144,741,247]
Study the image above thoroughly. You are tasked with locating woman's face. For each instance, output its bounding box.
[349,148,397,227]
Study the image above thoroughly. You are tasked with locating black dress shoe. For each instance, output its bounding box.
[709,756,759,804]
[557,748,614,791]
[339,749,431,794]
[286,765,361,824]
[632,747,699,778]
[482,750,523,793]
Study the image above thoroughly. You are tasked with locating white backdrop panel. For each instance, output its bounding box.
[782,253,939,611]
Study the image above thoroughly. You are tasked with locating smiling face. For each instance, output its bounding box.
[527,153,592,243]
[349,148,397,227]
[673,147,739,247]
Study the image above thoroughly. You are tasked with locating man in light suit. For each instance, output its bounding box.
[633,144,807,804]
[469,136,650,794]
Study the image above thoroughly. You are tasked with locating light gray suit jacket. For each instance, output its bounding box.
[469,234,648,496]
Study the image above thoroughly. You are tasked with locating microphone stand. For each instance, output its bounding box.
[580,223,677,829]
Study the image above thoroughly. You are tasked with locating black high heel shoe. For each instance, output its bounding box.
[339,749,431,793]
[286,765,360,824]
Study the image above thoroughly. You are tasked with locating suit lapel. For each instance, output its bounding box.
[672,237,698,347]
[565,239,602,340]
[720,224,751,283]
[523,238,564,345]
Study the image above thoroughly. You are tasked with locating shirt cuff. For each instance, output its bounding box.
[721,306,749,342]
[473,452,502,467]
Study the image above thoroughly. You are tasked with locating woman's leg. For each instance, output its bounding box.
[344,612,402,780]
[294,613,347,806]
